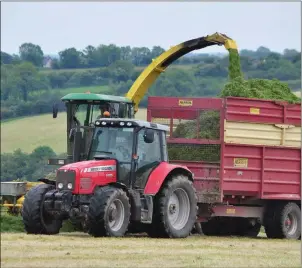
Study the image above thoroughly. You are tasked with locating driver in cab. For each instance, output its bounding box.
[96,103,111,119]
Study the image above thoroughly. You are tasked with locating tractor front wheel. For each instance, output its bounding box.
[22,184,62,235]
[88,186,131,237]
[148,174,197,238]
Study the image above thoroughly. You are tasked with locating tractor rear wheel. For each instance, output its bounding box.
[22,184,62,235]
[88,186,131,237]
[147,174,197,238]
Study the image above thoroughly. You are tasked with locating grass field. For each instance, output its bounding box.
[1,233,300,268]
[1,109,147,154]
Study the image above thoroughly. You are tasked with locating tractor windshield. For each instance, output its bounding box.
[88,127,134,163]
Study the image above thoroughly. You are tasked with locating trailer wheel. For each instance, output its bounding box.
[273,202,301,239]
[264,203,278,238]
[147,174,197,238]
[88,186,131,237]
[22,184,62,235]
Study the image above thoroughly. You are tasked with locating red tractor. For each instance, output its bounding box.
[21,118,197,238]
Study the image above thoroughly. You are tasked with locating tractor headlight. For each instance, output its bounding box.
[126,122,132,126]
[120,122,125,126]
[101,121,107,125]
[57,183,63,189]
[95,121,100,126]
[67,183,73,189]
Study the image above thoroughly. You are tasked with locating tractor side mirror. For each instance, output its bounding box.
[143,129,154,144]
[52,103,58,118]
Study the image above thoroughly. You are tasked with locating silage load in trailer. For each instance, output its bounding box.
[169,49,300,159]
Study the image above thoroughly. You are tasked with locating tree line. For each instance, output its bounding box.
[1,43,301,120]
[1,42,301,70]
[1,146,63,182]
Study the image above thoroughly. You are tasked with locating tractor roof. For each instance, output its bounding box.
[96,118,169,132]
[61,93,133,104]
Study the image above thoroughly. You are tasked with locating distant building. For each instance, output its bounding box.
[43,56,53,68]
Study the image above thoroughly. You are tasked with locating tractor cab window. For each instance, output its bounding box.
[73,103,90,126]
[134,128,161,189]
[137,129,161,165]
[89,127,134,163]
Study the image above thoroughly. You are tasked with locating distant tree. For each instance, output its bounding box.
[151,46,165,58]
[51,58,61,69]
[95,44,121,66]
[83,45,98,68]
[59,48,82,69]
[31,146,56,159]
[1,52,13,64]
[19,43,44,67]
[256,46,271,58]
[283,49,300,62]
[120,46,132,61]
[15,62,40,101]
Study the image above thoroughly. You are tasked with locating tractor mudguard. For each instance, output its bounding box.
[143,162,193,195]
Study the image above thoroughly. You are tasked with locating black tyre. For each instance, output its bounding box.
[201,218,221,236]
[147,174,197,238]
[88,186,131,237]
[236,218,261,238]
[273,202,301,239]
[22,184,62,235]
[264,203,278,238]
[191,222,203,235]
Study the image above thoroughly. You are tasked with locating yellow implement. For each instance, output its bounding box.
[125,32,238,112]
[0,181,42,215]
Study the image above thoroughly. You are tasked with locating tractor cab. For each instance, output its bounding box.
[50,93,135,165]
[72,118,169,190]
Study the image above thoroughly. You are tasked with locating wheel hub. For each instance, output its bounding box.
[167,188,190,230]
[284,212,298,236]
[107,199,125,232]
[169,204,177,214]
[109,206,117,222]
[285,218,291,228]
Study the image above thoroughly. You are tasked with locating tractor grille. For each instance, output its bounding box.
[56,169,76,191]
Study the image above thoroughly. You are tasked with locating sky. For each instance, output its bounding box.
[1,2,301,55]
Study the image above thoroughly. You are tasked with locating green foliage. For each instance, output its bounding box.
[0,214,25,233]
[220,77,300,103]
[171,49,301,161]
[168,144,221,162]
[0,146,60,182]
[1,45,301,121]
[228,49,242,80]
[173,111,220,140]
[0,214,77,233]
[19,43,44,67]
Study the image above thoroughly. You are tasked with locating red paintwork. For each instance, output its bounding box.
[58,160,117,194]
[147,96,301,203]
[144,162,193,195]
[223,144,300,200]
[225,97,301,126]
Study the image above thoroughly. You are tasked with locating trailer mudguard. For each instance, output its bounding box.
[143,162,193,195]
